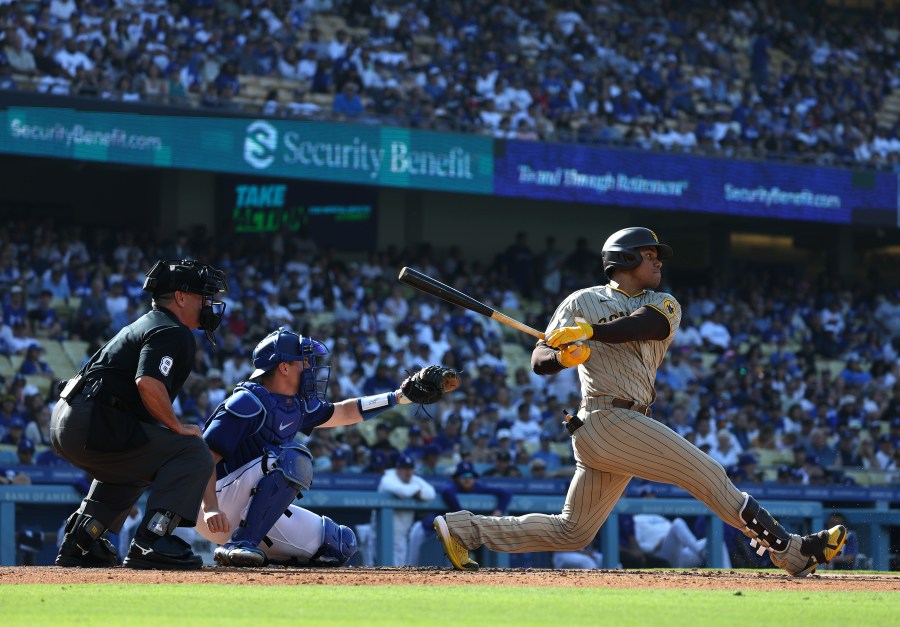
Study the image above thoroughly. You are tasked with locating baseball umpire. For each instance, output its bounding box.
[196,327,460,567]
[434,227,848,576]
[51,259,228,570]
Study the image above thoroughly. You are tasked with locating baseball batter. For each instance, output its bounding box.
[434,227,847,576]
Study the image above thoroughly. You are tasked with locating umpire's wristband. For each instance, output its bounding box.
[357,392,399,420]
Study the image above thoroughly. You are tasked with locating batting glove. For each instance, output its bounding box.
[557,343,591,368]
[546,317,593,348]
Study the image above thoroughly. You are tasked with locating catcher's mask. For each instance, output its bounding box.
[143,259,229,344]
[249,327,330,402]
[601,227,673,278]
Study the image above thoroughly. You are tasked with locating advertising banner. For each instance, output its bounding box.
[1,107,494,194]
[495,140,899,224]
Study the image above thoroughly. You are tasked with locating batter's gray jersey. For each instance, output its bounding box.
[545,285,682,405]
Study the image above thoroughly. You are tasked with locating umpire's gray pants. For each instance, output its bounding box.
[50,396,214,533]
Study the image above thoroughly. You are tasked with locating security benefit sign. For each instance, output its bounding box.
[494,140,900,225]
[241,120,493,193]
[1,107,493,195]
[221,176,376,251]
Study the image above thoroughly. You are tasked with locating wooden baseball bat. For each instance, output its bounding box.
[398,267,545,340]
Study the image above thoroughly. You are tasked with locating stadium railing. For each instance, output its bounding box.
[6,485,896,569]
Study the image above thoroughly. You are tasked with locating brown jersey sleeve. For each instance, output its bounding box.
[589,306,670,343]
[531,341,566,375]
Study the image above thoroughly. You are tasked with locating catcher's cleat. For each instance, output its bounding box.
[433,515,479,572]
[123,534,203,570]
[214,542,267,567]
[800,525,848,572]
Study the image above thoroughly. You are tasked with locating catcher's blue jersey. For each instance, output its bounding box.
[203,381,334,479]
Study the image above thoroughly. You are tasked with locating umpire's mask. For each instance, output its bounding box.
[144,260,229,344]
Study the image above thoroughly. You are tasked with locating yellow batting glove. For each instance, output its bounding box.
[546,317,593,348]
[558,343,591,368]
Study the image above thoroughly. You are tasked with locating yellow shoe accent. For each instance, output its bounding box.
[820,525,848,563]
[801,525,848,572]
[433,516,479,572]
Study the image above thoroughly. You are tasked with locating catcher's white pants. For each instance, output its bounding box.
[194,457,324,562]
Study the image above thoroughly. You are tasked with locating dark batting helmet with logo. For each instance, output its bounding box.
[602,227,673,278]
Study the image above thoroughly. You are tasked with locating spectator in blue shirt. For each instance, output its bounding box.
[333,82,363,119]
[402,423,428,460]
[840,355,873,387]
[17,344,54,381]
[362,362,399,396]
[440,461,512,517]
[3,286,28,328]
[0,395,25,434]
[432,414,463,454]
[531,432,562,472]
[27,289,64,339]
[824,512,860,570]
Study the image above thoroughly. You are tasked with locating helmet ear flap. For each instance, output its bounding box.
[602,249,642,277]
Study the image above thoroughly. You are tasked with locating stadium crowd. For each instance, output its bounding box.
[0,218,899,495]
[2,1,900,168]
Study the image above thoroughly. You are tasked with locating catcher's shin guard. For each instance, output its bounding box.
[308,516,358,566]
[219,447,311,567]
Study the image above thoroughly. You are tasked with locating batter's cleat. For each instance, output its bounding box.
[799,525,848,572]
[213,541,267,567]
[433,515,479,572]
[55,514,119,568]
[123,534,203,570]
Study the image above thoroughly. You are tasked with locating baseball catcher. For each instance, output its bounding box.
[195,326,461,567]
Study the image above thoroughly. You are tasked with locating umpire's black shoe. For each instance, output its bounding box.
[56,514,119,568]
[122,533,203,570]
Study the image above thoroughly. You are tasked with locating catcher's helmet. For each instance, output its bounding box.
[250,327,330,401]
[602,227,673,278]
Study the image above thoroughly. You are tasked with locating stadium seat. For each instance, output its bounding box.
[61,340,89,368]
[42,342,75,376]
[24,375,52,397]
[0,355,14,378]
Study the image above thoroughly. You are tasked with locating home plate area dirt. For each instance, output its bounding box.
[1,566,898,590]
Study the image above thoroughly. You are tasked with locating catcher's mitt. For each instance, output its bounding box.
[400,365,461,405]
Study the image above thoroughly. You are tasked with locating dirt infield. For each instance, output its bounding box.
[2,566,898,591]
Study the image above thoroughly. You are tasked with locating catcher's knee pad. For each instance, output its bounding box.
[269,443,314,491]
[738,492,790,555]
[309,516,357,566]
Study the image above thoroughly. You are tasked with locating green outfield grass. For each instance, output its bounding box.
[1,585,897,627]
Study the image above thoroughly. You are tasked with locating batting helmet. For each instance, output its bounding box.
[602,227,673,278]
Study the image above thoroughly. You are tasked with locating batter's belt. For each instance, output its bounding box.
[580,395,653,417]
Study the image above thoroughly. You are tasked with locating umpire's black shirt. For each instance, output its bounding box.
[85,307,196,423]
